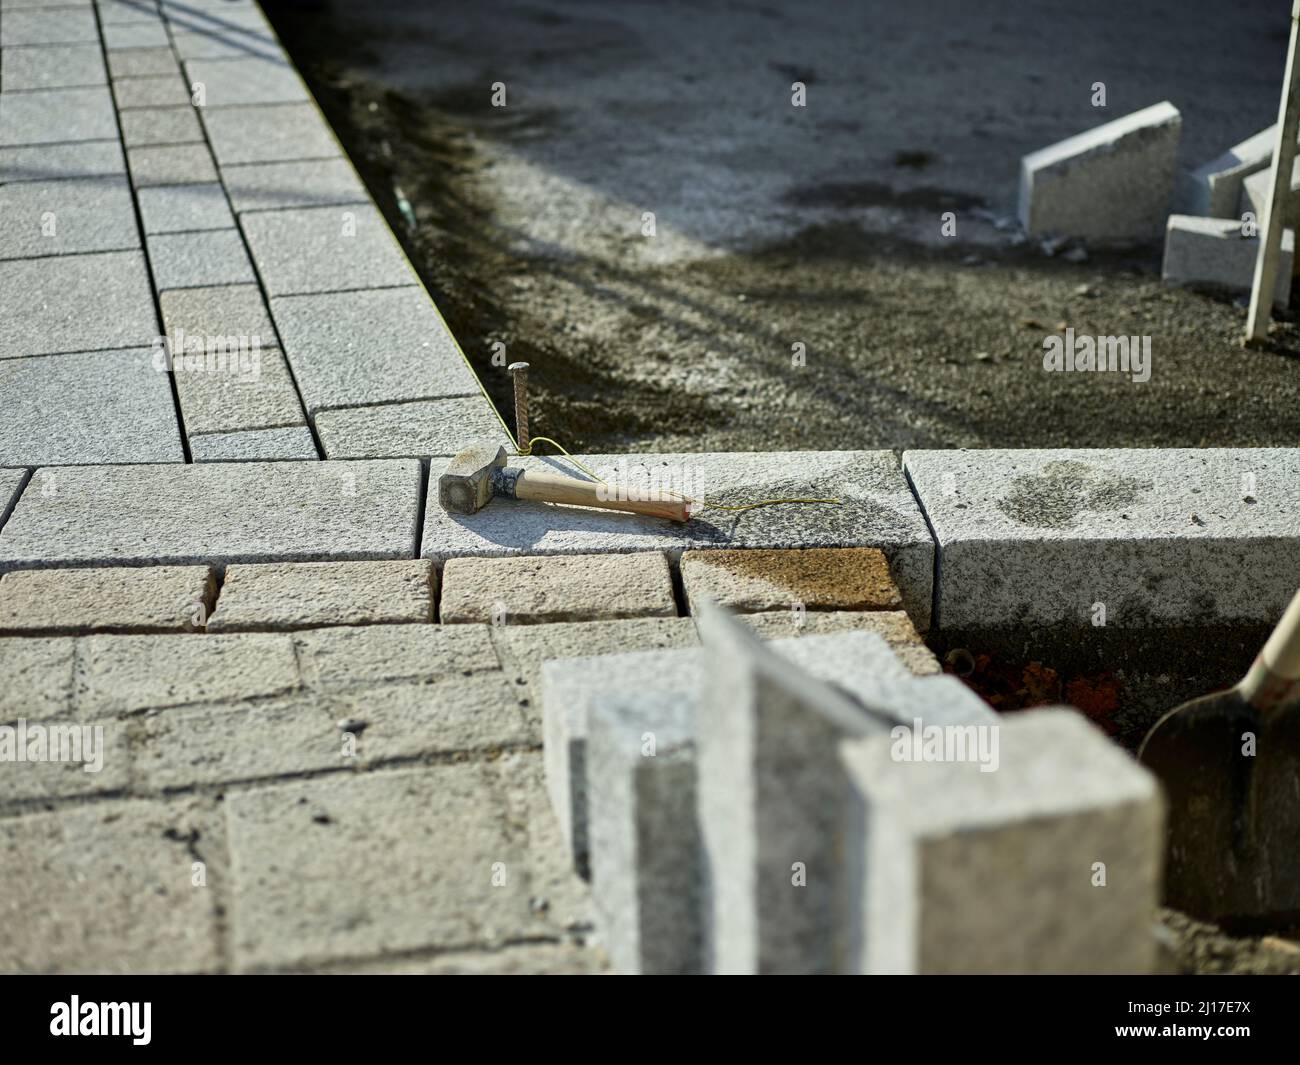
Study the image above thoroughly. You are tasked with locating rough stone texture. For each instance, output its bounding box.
[100,0,164,23]
[0,636,76,722]
[293,623,498,691]
[223,158,367,213]
[106,45,179,78]
[189,426,318,462]
[112,74,192,110]
[681,547,902,615]
[0,460,422,571]
[80,631,300,715]
[0,348,184,466]
[0,469,27,528]
[422,450,935,628]
[160,283,276,343]
[587,692,700,974]
[732,609,940,675]
[0,564,214,634]
[0,251,156,357]
[441,552,677,625]
[0,85,116,145]
[171,346,306,435]
[199,102,340,165]
[903,448,1300,631]
[185,56,308,107]
[0,139,124,183]
[0,797,224,973]
[208,559,435,631]
[0,175,138,260]
[0,717,128,805]
[119,105,204,148]
[841,708,1163,974]
[244,205,415,296]
[271,288,480,413]
[1161,215,1292,309]
[148,228,256,290]
[316,397,508,459]
[138,182,233,233]
[1018,101,1181,241]
[1,7,98,46]
[127,142,218,186]
[1,43,106,91]
[102,19,169,49]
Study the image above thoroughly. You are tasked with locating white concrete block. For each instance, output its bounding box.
[1161,214,1292,309]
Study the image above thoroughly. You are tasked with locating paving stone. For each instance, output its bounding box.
[120,105,204,148]
[1161,215,1292,309]
[224,764,536,968]
[106,46,178,78]
[841,708,1162,974]
[0,251,157,357]
[0,174,138,259]
[102,19,169,49]
[208,559,435,631]
[0,139,124,183]
[189,426,317,462]
[127,141,218,185]
[221,157,366,213]
[441,551,676,625]
[200,102,340,165]
[732,609,940,675]
[4,0,94,8]
[171,345,306,435]
[422,450,935,628]
[903,447,1300,632]
[160,282,275,341]
[316,397,510,459]
[185,56,308,107]
[0,6,98,44]
[1019,101,1181,241]
[681,546,902,615]
[98,0,161,24]
[113,74,192,109]
[0,716,128,805]
[148,228,256,289]
[138,181,233,232]
[1178,125,1278,218]
[0,796,224,973]
[293,622,498,691]
[0,469,27,529]
[243,204,414,296]
[0,347,184,465]
[0,564,214,634]
[1,43,106,90]
[0,636,76,723]
[0,85,116,145]
[0,459,423,571]
[170,31,283,63]
[271,288,480,413]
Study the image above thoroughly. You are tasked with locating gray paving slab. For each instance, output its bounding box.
[0,175,138,259]
[185,56,308,107]
[271,287,480,413]
[200,102,340,165]
[0,347,183,466]
[315,397,507,459]
[1177,125,1277,218]
[0,250,157,357]
[4,0,94,9]
[0,797,224,974]
[148,228,256,289]
[0,468,28,528]
[0,85,117,145]
[119,105,204,147]
[0,635,75,722]
[0,139,124,182]
[292,623,498,691]
[222,157,366,213]
[0,6,98,45]
[422,450,936,627]
[112,73,191,109]
[0,563,214,634]
[189,425,318,462]
[1,43,106,90]
[138,180,233,233]
[97,0,160,21]
[169,31,284,63]
[0,459,423,571]
[903,447,1300,631]
[127,141,218,185]
[242,204,414,296]
[171,345,306,435]
[160,282,275,341]
[106,45,177,78]
[102,19,169,49]
[1162,215,1292,309]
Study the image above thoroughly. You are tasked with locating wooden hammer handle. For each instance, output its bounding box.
[1242,588,1300,708]
[511,470,692,522]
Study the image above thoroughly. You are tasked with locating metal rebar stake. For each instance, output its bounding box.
[508,361,530,451]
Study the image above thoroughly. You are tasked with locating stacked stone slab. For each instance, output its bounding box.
[1162,216,1293,309]
[1018,101,1180,242]
[1177,125,1277,219]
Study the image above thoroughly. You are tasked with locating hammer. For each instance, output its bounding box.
[438,443,693,522]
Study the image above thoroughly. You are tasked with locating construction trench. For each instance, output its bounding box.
[1,0,1299,985]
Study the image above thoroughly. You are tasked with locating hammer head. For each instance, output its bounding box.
[439,443,507,515]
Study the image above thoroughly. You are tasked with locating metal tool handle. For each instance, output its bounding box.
[1241,588,1300,709]
[506,469,692,522]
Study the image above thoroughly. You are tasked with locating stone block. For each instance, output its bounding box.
[1239,159,1300,231]
[98,0,162,22]
[112,74,191,110]
[0,85,117,145]
[170,346,306,436]
[170,30,282,62]
[0,563,214,634]
[138,181,234,233]
[127,142,218,185]
[0,716,128,805]
[222,158,366,213]
[0,636,76,723]
[200,102,340,165]
[208,559,434,631]
[189,426,317,462]
[0,175,138,261]
[271,288,480,413]
[1,42,105,90]
[680,546,902,615]
[440,551,676,625]
[0,347,184,466]
[1018,101,1180,241]
[0,140,125,183]
[732,609,940,675]
[0,6,98,44]
[840,708,1163,974]
[160,282,275,342]
[316,397,507,459]
[102,19,168,49]
[0,469,27,528]
[119,105,204,148]
[903,447,1300,633]
[147,228,256,289]
[293,622,498,691]
[0,460,423,571]
[421,450,935,628]
[1161,214,1291,309]
[1178,125,1277,218]
[184,56,308,107]
[106,46,177,78]
[244,205,414,296]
